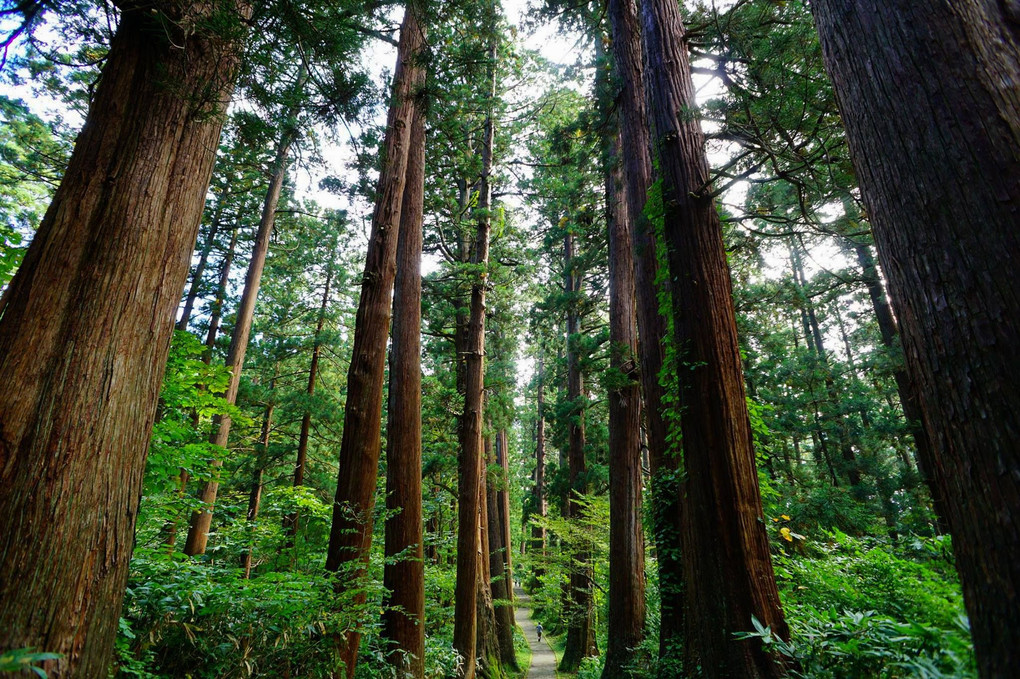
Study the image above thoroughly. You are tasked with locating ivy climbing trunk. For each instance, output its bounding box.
[324,3,426,676]
[641,0,791,675]
[810,2,1020,675]
[605,0,683,662]
[0,3,245,675]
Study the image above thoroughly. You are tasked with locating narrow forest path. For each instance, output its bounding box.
[514,586,557,678]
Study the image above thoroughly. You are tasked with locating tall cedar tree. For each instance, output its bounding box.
[602,131,646,679]
[184,104,300,555]
[532,354,548,560]
[559,230,598,672]
[324,3,426,675]
[452,17,497,677]
[641,0,791,675]
[605,0,684,659]
[810,2,1020,675]
[487,430,518,669]
[382,102,427,677]
[0,3,245,675]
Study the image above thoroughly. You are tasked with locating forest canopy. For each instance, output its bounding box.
[1,1,1018,678]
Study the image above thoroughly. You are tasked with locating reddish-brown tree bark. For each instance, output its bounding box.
[605,0,684,660]
[641,0,790,675]
[382,103,426,678]
[324,4,426,675]
[602,133,646,679]
[810,3,1020,674]
[559,232,597,673]
[0,3,245,675]
[453,20,497,678]
[531,355,548,561]
[184,117,298,556]
[487,432,518,671]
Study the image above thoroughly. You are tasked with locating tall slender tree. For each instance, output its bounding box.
[0,3,247,675]
[382,101,427,677]
[810,2,1020,674]
[324,3,427,674]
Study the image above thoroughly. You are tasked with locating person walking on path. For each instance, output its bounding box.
[514,586,556,678]
[536,623,543,642]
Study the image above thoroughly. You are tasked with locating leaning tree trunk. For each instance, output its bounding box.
[810,3,1020,675]
[184,115,298,556]
[601,131,646,679]
[453,18,497,678]
[0,3,245,676]
[324,4,426,676]
[382,102,426,679]
[559,232,597,674]
[605,0,683,662]
[641,0,790,675]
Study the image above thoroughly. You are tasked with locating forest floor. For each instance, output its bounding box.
[514,587,558,678]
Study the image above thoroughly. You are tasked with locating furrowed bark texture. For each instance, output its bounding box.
[184,120,296,556]
[641,0,790,675]
[453,22,496,679]
[810,2,1020,675]
[0,3,243,675]
[325,4,426,675]
[602,133,646,679]
[382,103,426,678]
[605,0,683,659]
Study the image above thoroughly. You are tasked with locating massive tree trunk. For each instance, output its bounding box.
[602,132,646,679]
[475,442,503,679]
[496,429,514,597]
[810,3,1020,674]
[453,18,497,679]
[382,103,426,679]
[488,431,518,671]
[284,259,334,543]
[641,0,790,675]
[605,0,683,661]
[559,232,597,673]
[0,3,244,675]
[184,116,298,556]
[325,4,426,675]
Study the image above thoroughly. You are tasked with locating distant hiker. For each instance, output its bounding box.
[536,623,543,642]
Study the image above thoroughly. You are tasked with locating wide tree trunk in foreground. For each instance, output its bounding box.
[605,0,684,661]
[453,19,497,679]
[559,232,597,673]
[184,118,297,556]
[810,3,1020,675]
[0,3,244,675]
[602,133,646,679]
[641,0,790,675]
[382,103,426,678]
[325,4,426,675]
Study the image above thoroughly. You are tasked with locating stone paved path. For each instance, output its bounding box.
[514,586,557,678]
